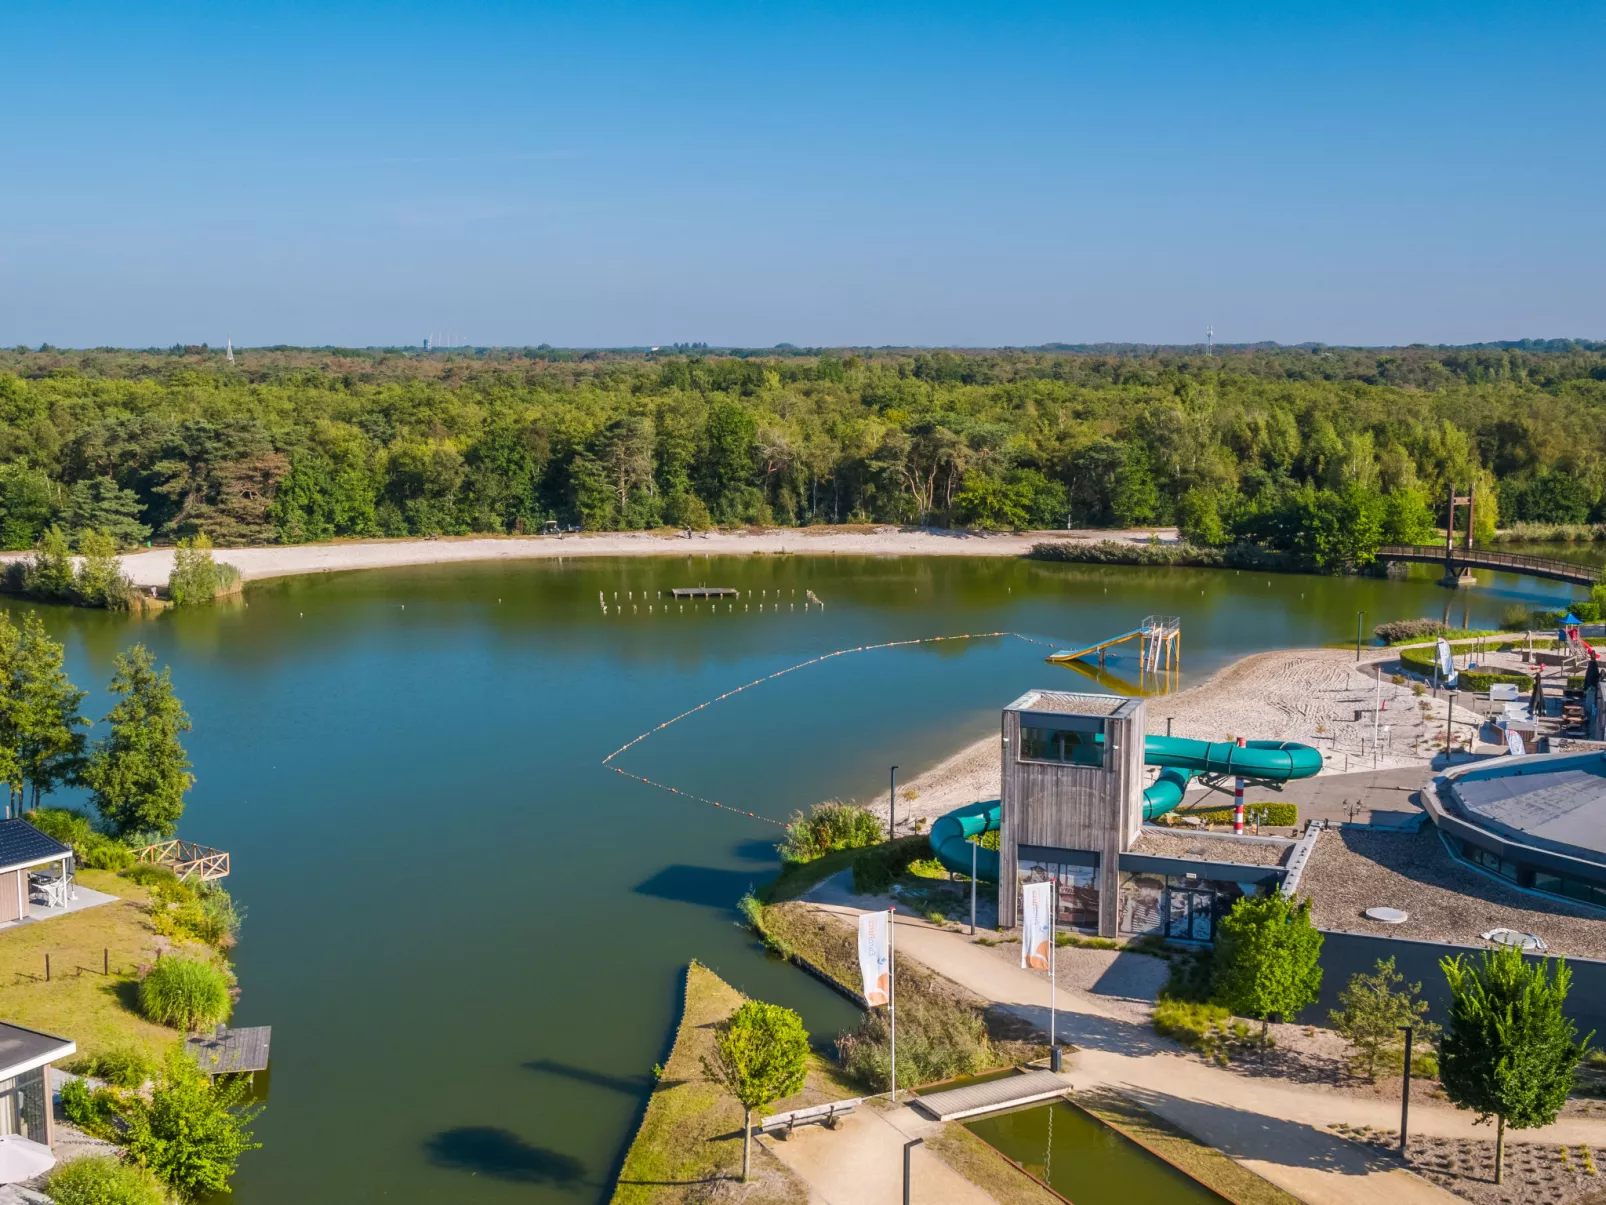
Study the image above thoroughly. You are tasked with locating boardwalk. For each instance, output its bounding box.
[912,1069,1071,1120]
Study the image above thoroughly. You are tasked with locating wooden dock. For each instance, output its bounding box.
[133,839,230,881]
[186,1025,271,1075]
[912,1069,1070,1121]
[671,587,739,598]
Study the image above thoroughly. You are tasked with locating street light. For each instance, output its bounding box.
[1400,1025,1414,1153]
[1356,610,1365,662]
[903,1137,924,1205]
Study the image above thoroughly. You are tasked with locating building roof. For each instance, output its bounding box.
[0,1022,74,1079]
[1005,690,1134,718]
[0,820,70,874]
[1446,753,1606,864]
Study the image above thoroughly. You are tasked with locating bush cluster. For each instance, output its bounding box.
[166,534,240,606]
[1029,539,1293,571]
[3,526,136,609]
[837,987,995,1088]
[140,867,243,949]
[27,807,134,870]
[1397,646,1533,692]
[138,956,234,1032]
[850,835,930,895]
[1174,802,1298,827]
[777,801,883,864]
[41,1155,166,1205]
[1373,618,1449,643]
[69,1045,156,1090]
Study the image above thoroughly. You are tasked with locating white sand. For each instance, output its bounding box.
[23,526,1177,589]
[887,647,1466,832]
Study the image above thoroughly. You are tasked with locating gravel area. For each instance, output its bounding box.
[1300,826,1606,959]
[1335,1126,1606,1205]
[1130,828,1295,867]
[970,931,1167,1024]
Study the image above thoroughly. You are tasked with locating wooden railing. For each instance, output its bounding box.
[134,839,230,881]
[1375,545,1598,585]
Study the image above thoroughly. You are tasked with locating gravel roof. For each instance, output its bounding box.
[1130,829,1294,868]
[1300,825,1606,959]
[1008,690,1129,716]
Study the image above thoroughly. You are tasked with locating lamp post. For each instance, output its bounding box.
[1400,1025,1414,1153]
[1356,610,1365,662]
[889,766,899,839]
[903,1137,924,1205]
[970,840,978,935]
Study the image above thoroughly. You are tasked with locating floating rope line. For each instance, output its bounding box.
[602,629,1060,825]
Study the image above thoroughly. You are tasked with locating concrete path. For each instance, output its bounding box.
[760,1103,1000,1205]
[799,897,1606,1205]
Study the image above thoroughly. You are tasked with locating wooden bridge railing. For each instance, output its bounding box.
[1375,545,1598,585]
[133,839,230,882]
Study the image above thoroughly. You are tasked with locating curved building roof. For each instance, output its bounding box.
[1445,752,1606,865]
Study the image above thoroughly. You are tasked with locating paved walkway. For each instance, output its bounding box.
[760,1101,999,1205]
[797,896,1606,1205]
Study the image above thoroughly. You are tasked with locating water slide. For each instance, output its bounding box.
[926,734,1323,880]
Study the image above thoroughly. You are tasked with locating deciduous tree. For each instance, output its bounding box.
[702,999,810,1182]
[1212,893,1324,1056]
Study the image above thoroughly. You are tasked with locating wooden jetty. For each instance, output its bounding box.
[913,1069,1070,1121]
[186,1025,271,1075]
[133,839,230,881]
[671,587,739,598]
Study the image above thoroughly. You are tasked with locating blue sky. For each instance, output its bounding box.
[3,1,1602,348]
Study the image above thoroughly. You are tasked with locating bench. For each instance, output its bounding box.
[759,1099,862,1138]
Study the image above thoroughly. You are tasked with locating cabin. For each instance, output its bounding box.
[0,1021,74,1151]
[0,820,75,926]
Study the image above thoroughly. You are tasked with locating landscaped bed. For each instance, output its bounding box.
[1333,1123,1606,1205]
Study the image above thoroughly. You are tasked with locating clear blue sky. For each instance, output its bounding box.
[4,1,1602,349]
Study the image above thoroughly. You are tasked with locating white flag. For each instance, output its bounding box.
[1437,638,1454,677]
[857,911,890,1007]
[1021,880,1054,971]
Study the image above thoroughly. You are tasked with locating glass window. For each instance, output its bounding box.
[1017,857,1100,932]
[1119,872,1165,936]
[1019,726,1104,768]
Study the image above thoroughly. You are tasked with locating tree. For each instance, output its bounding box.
[1380,486,1436,545]
[168,532,235,605]
[0,465,62,551]
[1212,893,1324,1054]
[954,469,1030,530]
[1439,946,1589,1184]
[701,999,810,1182]
[1177,487,1227,546]
[0,617,23,816]
[74,528,135,608]
[698,400,758,524]
[62,477,151,546]
[1329,956,1437,1080]
[83,645,194,838]
[13,613,87,810]
[21,525,75,601]
[123,1049,262,1201]
[1110,445,1159,526]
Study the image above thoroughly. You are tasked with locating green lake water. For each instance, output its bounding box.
[965,1099,1232,1205]
[13,554,1574,1203]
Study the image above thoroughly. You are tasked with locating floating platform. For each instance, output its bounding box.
[671,587,739,598]
[912,1069,1070,1121]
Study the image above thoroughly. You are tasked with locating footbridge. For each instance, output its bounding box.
[1376,545,1596,587]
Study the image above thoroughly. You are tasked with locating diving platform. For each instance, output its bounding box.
[1047,615,1181,672]
[670,587,739,598]
[913,1069,1072,1121]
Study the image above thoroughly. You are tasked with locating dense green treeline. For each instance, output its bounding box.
[0,344,1604,570]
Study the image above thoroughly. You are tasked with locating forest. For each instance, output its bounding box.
[0,341,1604,573]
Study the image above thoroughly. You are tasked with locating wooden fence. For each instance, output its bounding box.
[133,839,230,881]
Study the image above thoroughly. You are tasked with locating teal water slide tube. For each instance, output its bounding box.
[926,735,1322,880]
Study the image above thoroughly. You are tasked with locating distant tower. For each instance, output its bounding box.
[225,337,234,364]
[1206,326,1214,356]
[424,336,433,351]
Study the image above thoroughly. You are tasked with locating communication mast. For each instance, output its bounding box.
[226,337,234,364]
[1205,326,1214,356]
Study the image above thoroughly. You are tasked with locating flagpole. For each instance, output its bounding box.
[1049,879,1057,1052]
[888,907,897,1103]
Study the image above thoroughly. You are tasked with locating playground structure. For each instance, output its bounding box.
[1046,615,1181,673]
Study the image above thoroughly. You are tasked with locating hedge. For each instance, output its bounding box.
[1175,802,1298,827]
[1028,540,1293,571]
[851,835,931,895]
[1398,646,1533,693]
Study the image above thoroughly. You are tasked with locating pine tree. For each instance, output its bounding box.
[0,616,24,817]
[14,613,87,810]
[83,645,193,838]
[1330,956,1438,1080]
[1439,946,1589,1184]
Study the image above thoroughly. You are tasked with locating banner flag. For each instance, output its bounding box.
[1021,880,1054,970]
[1506,727,1526,757]
[857,911,891,1007]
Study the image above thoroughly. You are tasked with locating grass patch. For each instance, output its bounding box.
[924,1124,1064,1205]
[0,868,216,1064]
[1081,1091,1304,1205]
[610,962,842,1205]
[758,844,864,904]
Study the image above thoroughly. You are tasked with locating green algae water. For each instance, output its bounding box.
[12,554,1571,1204]
[965,1099,1233,1205]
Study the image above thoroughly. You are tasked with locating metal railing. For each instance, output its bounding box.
[1375,545,1597,584]
[133,839,230,882]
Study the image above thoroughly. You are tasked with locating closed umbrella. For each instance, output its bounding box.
[0,1134,55,1183]
[1586,651,1601,692]
[1530,672,1546,719]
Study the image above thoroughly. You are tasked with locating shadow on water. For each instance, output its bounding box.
[524,1059,653,1098]
[633,864,762,909]
[424,1126,589,1187]
[731,836,780,863]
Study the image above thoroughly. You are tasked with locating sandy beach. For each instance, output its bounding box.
[57,525,1177,590]
[887,646,1468,831]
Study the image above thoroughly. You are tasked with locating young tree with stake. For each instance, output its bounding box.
[702,999,809,1182]
[1439,946,1589,1184]
[1330,956,1438,1081]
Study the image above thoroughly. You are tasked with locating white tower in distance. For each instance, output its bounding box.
[1205,326,1214,356]
[226,337,234,364]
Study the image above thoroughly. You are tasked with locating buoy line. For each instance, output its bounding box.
[602,629,1062,826]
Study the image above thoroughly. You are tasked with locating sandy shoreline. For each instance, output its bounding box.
[886,646,1460,831]
[46,525,1177,590]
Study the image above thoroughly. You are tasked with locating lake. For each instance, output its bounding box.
[14,553,1575,1203]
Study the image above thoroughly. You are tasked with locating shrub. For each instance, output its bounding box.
[837,989,995,1089]
[1180,802,1297,827]
[124,1050,262,1200]
[123,863,177,888]
[778,801,883,864]
[738,891,792,958]
[27,809,135,870]
[1153,997,1233,1062]
[147,878,243,949]
[1374,618,1447,644]
[60,1077,120,1136]
[138,957,233,1032]
[167,534,239,606]
[71,1045,156,1090]
[1501,603,1536,630]
[850,835,929,895]
[42,1156,166,1205]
